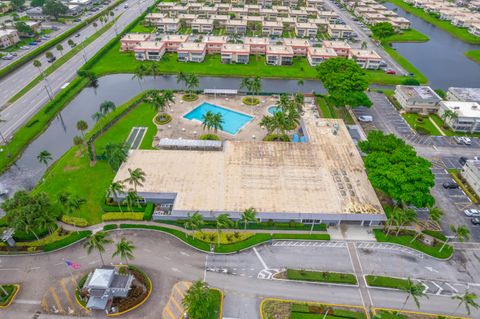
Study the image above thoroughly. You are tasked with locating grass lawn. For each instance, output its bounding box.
[0,284,18,307]
[386,0,480,44]
[208,289,223,319]
[431,114,480,138]
[383,28,429,43]
[373,229,453,259]
[401,113,442,135]
[193,231,253,244]
[36,102,157,224]
[129,22,155,33]
[262,299,367,319]
[365,275,410,290]
[465,50,480,64]
[285,269,357,285]
[315,96,354,123]
[89,42,414,85]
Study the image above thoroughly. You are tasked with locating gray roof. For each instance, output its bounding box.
[86,296,109,310]
[111,274,131,289]
[158,138,223,150]
[86,268,115,289]
[448,87,480,103]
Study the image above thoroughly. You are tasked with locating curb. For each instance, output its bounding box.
[373,307,470,319]
[272,270,359,288]
[0,284,21,309]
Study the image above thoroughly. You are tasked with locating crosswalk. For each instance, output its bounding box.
[355,242,425,259]
[257,269,280,280]
[272,241,347,248]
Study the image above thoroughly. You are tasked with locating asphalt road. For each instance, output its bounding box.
[0,4,131,105]
[1,230,479,319]
[323,0,406,75]
[0,0,153,140]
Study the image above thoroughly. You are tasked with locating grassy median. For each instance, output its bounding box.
[285,269,357,285]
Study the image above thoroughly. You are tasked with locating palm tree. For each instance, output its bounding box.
[176,72,188,91]
[441,109,458,128]
[400,278,428,310]
[133,64,148,90]
[33,59,43,76]
[56,44,64,56]
[125,168,146,191]
[163,90,175,109]
[260,115,276,134]
[452,291,479,315]
[201,111,224,133]
[394,208,417,236]
[201,111,214,132]
[92,111,105,132]
[251,76,261,99]
[76,120,88,137]
[45,51,54,61]
[37,150,52,168]
[92,21,98,30]
[429,207,443,224]
[146,90,167,114]
[182,280,211,319]
[148,63,161,79]
[215,214,233,246]
[441,224,470,252]
[73,136,84,147]
[112,237,135,265]
[103,142,129,171]
[67,39,75,48]
[240,208,257,230]
[99,100,116,115]
[107,182,125,213]
[123,190,142,211]
[185,73,199,99]
[184,212,204,238]
[83,231,112,266]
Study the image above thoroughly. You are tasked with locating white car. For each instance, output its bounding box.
[464,209,480,217]
[461,137,472,145]
[358,115,373,122]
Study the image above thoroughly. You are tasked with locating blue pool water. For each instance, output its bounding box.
[268,106,280,115]
[184,102,253,135]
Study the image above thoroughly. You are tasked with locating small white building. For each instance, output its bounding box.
[462,160,480,197]
[438,100,480,132]
[307,46,337,66]
[394,85,442,114]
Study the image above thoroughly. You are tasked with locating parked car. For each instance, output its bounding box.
[443,182,459,189]
[471,218,480,225]
[74,18,81,22]
[358,115,373,122]
[75,33,81,37]
[459,156,468,165]
[473,156,480,160]
[461,137,472,145]
[454,136,464,144]
[385,69,396,75]
[29,41,38,46]
[21,45,30,50]
[1,54,14,60]
[465,209,480,217]
[47,56,56,63]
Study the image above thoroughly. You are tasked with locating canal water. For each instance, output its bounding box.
[384,2,480,90]
[0,75,326,199]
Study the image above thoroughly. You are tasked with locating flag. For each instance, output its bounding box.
[65,260,81,270]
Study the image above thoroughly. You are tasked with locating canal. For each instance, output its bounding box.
[0,75,325,199]
[384,2,480,90]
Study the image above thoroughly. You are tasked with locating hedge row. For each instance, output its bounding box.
[143,203,154,221]
[162,219,327,231]
[61,215,89,227]
[102,212,144,222]
[101,201,146,213]
[0,0,125,79]
[43,230,91,252]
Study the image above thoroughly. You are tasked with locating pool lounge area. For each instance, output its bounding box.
[183,102,254,135]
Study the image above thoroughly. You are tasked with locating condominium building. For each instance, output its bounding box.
[294,22,318,37]
[307,46,337,66]
[447,87,480,103]
[120,33,151,52]
[203,35,227,53]
[144,12,166,25]
[162,34,190,52]
[155,17,181,33]
[282,38,310,56]
[244,37,269,54]
[221,44,250,64]
[191,18,214,33]
[327,24,353,39]
[461,160,480,197]
[349,49,381,70]
[322,40,351,58]
[438,101,480,132]
[0,29,19,49]
[134,41,166,61]
[266,45,294,65]
[394,85,442,114]
[177,42,207,62]
[262,21,284,36]
[226,20,247,34]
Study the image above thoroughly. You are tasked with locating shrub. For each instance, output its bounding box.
[143,203,154,221]
[263,134,290,142]
[103,224,118,231]
[43,231,91,252]
[402,78,420,86]
[242,97,260,105]
[154,113,172,125]
[101,201,146,212]
[182,93,198,101]
[415,125,430,135]
[13,225,54,242]
[61,215,88,227]
[199,133,220,140]
[102,212,144,221]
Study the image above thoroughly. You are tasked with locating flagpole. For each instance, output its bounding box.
[63,258,79,288]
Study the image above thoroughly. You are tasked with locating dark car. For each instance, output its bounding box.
[442,182,459,189]
[47,56,56,63]
[471,218,480,225]
[74,18,81,22]
[459,157,468,165]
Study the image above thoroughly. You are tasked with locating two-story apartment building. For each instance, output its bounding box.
[283,38,310,56]
[266,45,294,65]
[244,37,269,54]
[120,33,151,52]
[350,49,381,69]
[438,101,480,133]
[262,21,284,36]
[221,43,250,64]
[226,20,247,34]
[322,40,351,58]
[133,41,166,61]
[177,42,207,62]
[327,24,353,39]
[394,85,442,114]
[294,22,318,37]
[191,18,214,33]
[307,46,337,66]
[203,35,227,53]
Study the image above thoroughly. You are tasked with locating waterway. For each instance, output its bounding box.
[384,2,480,89]
[0,74,326,199]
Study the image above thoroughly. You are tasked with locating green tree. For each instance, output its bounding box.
[123,191,142,212]
[73,135,84,147]
[11,0,26,10]
[317,58,371,108]
[145,90,167,114]
[400,278,428,310]
[371,22,396,39]
[359,131,435,208]
[148,63,161,79]
[107,182,125,212]
[428,207,443,224]
[33,59,43,76]
[67,39,75,48]
[240,76,261,104]
[182,280,212,319]
[84,231,112,266]
[30,0,44,7]
[402,78,420,86]
[133,64,148,90]
[184,212,204,238]
[201,111,224,133]
[15,22,34,36]
[37,150,52,168]
[99,100,116,115]
[176,72,188,91]
[441,224,470,252]
[125,168,146,191]
[56,43,64,56]
[394,208,417,236]
[92,22,98,31]
[103,142,129,171]
[91,111,105,132]
[76,120,88,137]
[215,213,233,246]
[45,51,54,61]
[452,291,479,315]
[185,73,199,99]
[240,208,257,230]
[112,237,135,265]
[440,109,458,129]
[42,0,68,19]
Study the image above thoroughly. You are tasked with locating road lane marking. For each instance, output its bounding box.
[253,247,268,269]
[49,286,64,314]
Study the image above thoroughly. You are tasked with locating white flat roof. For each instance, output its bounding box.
[441,101,480,118]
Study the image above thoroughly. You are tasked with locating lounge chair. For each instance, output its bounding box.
[293,134,299,143]
[300,136,306,143]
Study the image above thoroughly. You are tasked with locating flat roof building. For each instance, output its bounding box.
[221,43,250,64]
[266,44,294,65]
[120,33,151,52]
[349,49,382,69]
[447,87,480,103]
[177,42,207,62]
[133,41,166,61]
[438,100,480,132]
[395,85,442,114]
[307,46,337,66]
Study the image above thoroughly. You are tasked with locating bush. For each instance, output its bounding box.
[13,225,54,242]
[61,215,88,227]
[242,97,260,105]
[102,212,144,222]
[263,134,290,142]
[154,113,172,125]
[402,78,420,86]
[143,203,154,221]
[415,125,430,135]
[103,224,118,231]
[199,134,220,140]
[101,200,146,213]
[43,231,91,252]
[182,93,198,101]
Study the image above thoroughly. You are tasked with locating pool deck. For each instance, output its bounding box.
[153,94,277,143]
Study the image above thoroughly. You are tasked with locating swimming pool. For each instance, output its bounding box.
[184,102,253,135]
[268,106,280,115]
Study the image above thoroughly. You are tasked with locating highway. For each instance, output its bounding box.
[0,3,131,105]
[0,0,153,140]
